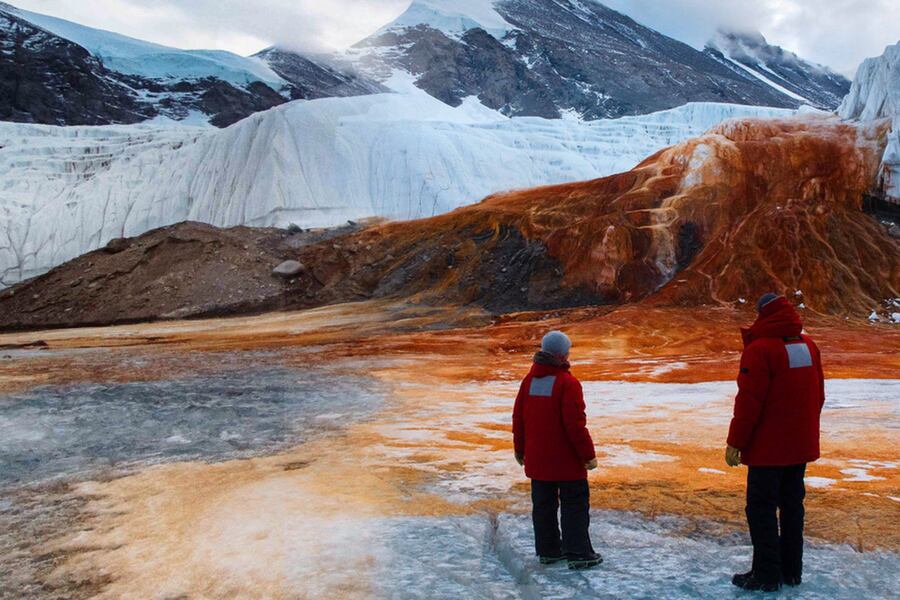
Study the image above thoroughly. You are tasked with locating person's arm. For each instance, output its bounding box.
[561,378,596,463]
[810,339,826,411]
[512,379,527,465]
[727,343,770,452]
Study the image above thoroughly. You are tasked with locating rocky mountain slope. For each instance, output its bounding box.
[0,97,791,287]
[2,113,896,330]
[839,41,900,204]
[336,0,849,119]
[253,47,388,100]
[0,8,155,125]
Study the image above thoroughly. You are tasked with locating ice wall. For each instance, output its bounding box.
[839,42,900,202]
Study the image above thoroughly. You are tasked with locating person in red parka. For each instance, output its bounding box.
[512,330,601,570]
[726,293,825,593]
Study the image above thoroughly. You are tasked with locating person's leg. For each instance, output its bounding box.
[531,479,562,557]
[746,466,782,585]
[558,479,594,557]
[779,464,806,584]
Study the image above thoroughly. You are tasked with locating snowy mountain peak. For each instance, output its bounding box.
[382,0,513,39]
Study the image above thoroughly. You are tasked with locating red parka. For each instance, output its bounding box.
[727,297,825,466]
[512,361,596,481]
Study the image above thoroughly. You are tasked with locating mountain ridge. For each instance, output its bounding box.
[1,0,852,127]
[331,0,850,119]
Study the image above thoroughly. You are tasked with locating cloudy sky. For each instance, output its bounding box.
[11,0,900,76]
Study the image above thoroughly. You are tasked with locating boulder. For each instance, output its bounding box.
[104,238,130,254]
[272,260,305,277]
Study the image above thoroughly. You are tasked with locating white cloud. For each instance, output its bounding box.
[11,0,409,54]
[9,0,900,76]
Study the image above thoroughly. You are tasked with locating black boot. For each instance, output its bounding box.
[567,552,603,570]
[783,574,802,586]
[538,554,566,565]
[732,571,781,592]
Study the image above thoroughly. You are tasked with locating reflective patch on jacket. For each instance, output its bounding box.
[786,342,813,368]
[529,375,556,397]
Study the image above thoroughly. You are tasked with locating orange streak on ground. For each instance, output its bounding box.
[5,301,896,394]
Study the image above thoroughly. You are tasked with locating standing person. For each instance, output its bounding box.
[725,293,825,592]
[512,330,602,570]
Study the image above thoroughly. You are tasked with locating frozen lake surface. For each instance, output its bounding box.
[0,366,896,598]
[0,366,384,487]
[0,363,385,598]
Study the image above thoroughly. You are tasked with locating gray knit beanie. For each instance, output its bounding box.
[756,292,780,313]
[541,331,572,357]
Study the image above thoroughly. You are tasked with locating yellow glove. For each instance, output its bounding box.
[585,458,598,470]
[725,445,741,467]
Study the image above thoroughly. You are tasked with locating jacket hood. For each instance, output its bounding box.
[529,362,569,378]
[741,296,803,345]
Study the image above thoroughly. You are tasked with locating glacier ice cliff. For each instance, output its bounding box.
[0,92,793,287]
[839,42,900,203]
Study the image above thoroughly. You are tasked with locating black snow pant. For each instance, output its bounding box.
[746,464,806,584]
[530,479,594,558]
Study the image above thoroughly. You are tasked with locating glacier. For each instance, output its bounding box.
[0,90,793,287]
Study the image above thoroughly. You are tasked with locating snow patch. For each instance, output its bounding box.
[644,361,689,377]
[805,476,837,489]
[600,444,677,467]
[840,468,886,482]
[717,51,812,104]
